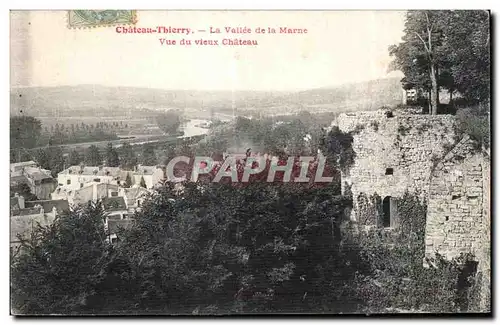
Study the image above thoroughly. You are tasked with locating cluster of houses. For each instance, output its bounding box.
[10,161,166,255]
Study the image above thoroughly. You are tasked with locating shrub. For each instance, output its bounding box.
[11,203,110,314]
[456,106,490,149]
[340,191,477,313]
[319,126,356,173]
[397,124,412,136]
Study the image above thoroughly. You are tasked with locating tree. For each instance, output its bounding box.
[31,146,65,176]
[46,146,65,177]
[68,149,82,166]
[105,143,120,167]
[35,148,50,170]
[389,11,448,114]
[115,181,350,313]
[124,173,133,188]
[35,147,65,176]
[389,10,490,111]
[84,145,102,166]
[11,203,112,314]
[156,110,181,135]
[140,145,157,166]
[11,180,475,314]
[139,176,146,188]
[10,116,42,150]
[439,11,490,103]
[11,182,38,201]
[120,143,137,170]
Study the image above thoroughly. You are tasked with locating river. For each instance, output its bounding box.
[179,119,210,138]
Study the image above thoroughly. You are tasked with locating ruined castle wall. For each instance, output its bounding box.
[336,110,457,223]
[425,141,484,260]
[424,141,491,312]
[336,110,490,309]
[479,156,491,311]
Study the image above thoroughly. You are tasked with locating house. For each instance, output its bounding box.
[11,209,56,255]
[52,182,120,205]
[402,88,418,105]
[118,185,149,214]
[10,195,70,218]
[10,197,69,255]
[10,193,25,211]
[10,161,57,200]
[57,165,123,190]
[23,167,57,200]
[102,196,129,220]
[10,161,38,175]
[101,196,130,243]
[57,165,163,191]
[23,199,70,215]
[10,175,29,188]
[130,165,164,189]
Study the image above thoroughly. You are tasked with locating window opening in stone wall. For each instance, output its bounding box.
[382,196,398,228]
[385,111,394,118]
[445,216,449,221]
[452,195,461,200]
[382,196,391,227]
[385,168,394,175]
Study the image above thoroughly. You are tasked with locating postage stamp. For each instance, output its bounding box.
[68,10,137,28]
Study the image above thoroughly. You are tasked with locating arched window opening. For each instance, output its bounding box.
[382,196,398,228]
[382,196,391,228]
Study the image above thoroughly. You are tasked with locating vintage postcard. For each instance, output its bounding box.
[9,10,491,316]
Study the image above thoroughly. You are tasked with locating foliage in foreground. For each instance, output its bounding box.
[11,186,480,314]
[456,105,490,150]
[11,203,110,314]
[342,191,480,313]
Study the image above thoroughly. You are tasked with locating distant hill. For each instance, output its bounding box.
[10,78,403,118]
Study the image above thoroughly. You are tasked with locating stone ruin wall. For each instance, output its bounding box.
[425,137,485,260]
[336,110,457,223]
[335,109,490,311]
[425,138,490,311]
[480,157,491,311]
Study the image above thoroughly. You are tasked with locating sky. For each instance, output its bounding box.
[10,10,406,91]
